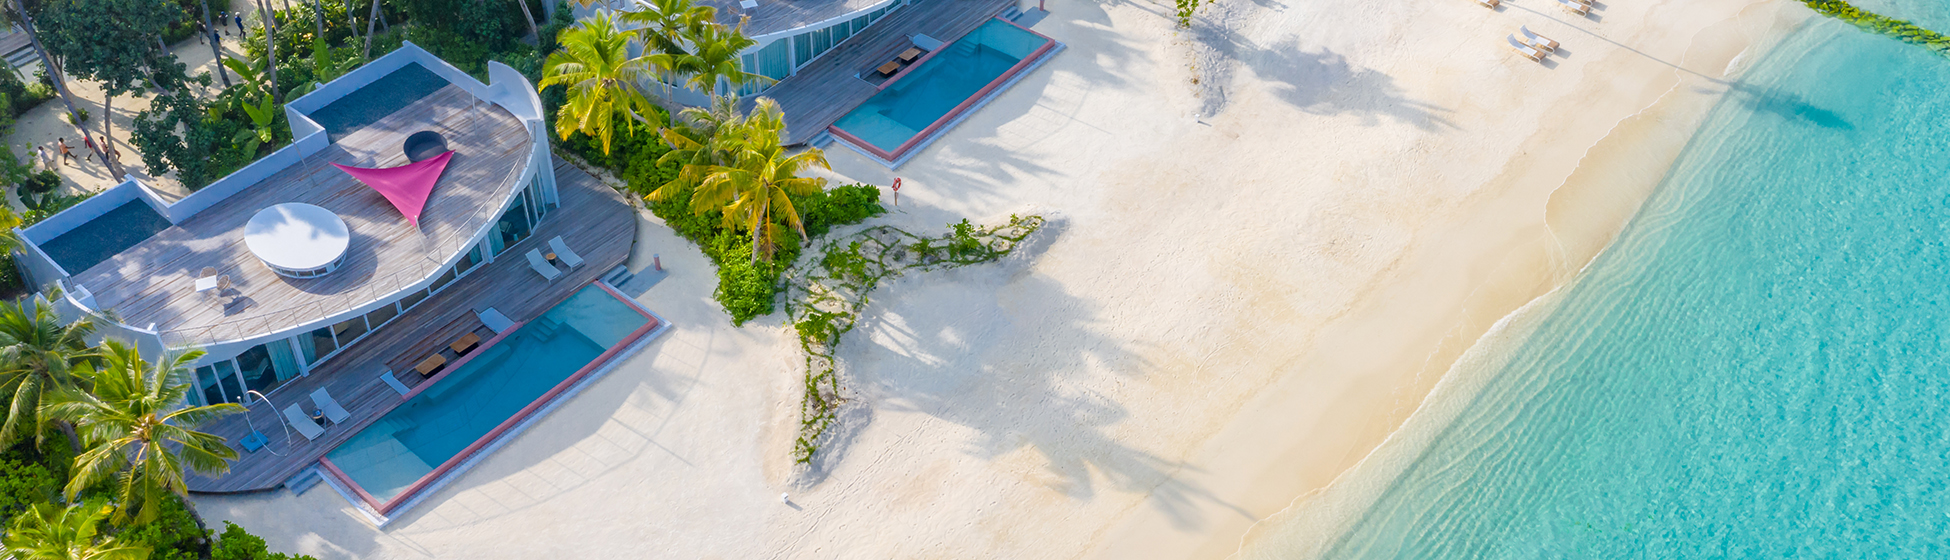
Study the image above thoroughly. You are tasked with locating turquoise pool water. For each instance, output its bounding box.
[1306,19,1950,558]
[830,19,1050,154]
[309,62,451,142]
[39,199,170,275]
[325,285,649,504]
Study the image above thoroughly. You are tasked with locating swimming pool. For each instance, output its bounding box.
[829,18,1056,163]
[319,283,660,515]
[38,199,170,275]
[308,62,452,142]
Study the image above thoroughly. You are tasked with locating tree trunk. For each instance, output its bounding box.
[97,93,119,176]
[57,420,80,454]
[12,0,89,139]
[258,0,282,104]
[281,0,294,15]
[378,5,389,32]
[310,0,325,43]
[200,0,231,87]
[346,0,360,45]
[515,0,540,44]
[362,0,380,60]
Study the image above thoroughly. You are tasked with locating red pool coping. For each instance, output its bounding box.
[317,280,661,516]
[828,17,1058,163]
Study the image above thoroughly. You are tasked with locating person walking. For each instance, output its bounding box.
[35,145,49,170]
[235,13,245,34]
[81,134,99,158]
[56,138,74,166]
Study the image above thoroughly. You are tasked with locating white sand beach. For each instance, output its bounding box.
[194,0,1811,556]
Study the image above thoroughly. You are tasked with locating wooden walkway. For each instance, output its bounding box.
[73,85,531,346]
[187,158,636,494]
[761,0,1012,145]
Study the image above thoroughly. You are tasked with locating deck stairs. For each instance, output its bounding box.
[283,467,324,495]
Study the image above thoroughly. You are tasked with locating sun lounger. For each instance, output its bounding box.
[282,404,324,441]
[548,236,585,270]
[525,249,562,281]
[415,354,447,375]
[1557,0,1590,15]
[450,332,481,355]
[1507,35,1546,62]
[1477,0,1499,8]
[311,388,350,424]
[1520,25,1560,50]
[379,370,411,396]
[476,308,515,333]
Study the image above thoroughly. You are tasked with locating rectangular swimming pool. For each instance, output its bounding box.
[38,199,170,275]
[320,283,659,515]
[308,62,453,142]
[829,18,1056,163]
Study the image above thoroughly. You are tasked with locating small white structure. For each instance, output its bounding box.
[244,203,351,278]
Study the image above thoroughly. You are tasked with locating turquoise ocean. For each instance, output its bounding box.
[1311,14,1950,559]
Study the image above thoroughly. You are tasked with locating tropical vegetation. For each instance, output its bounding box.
[1800,0,1950,54]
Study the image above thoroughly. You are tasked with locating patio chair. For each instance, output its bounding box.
[282,404,324,441]
[378,369,412,396]
[526,249,562,281]
[1507,35,1547,62]
[548,236,585,270]
[311,388,350,424]
[1520,25,1560,51]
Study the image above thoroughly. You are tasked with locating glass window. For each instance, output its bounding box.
[365,302,400,330]
[431,266,459,292]
[400,288,429,310]
[331,316,368,345]
[793,33,811,68]
[811,27,833,58]
[852,14,871,33]
[213,361,244,403]
[302,326,337,363]
[756,39,791,82]
[195,365,226,406]
[832,21,852,45]
[494,196,534,254]
[456,245,484,274]
[236,344,289,395]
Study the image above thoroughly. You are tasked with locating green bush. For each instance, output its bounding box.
[0,446,58,520]
[114,495,205,560]
[212,521,319,560]
[22,170,59,195]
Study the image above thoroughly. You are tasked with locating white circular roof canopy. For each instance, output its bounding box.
[244,203,350,278]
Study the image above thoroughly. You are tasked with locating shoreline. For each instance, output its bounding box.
[1221,2,1813,558]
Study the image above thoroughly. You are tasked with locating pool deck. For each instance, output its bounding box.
[761,0,1013,145]
[71,85,530,347]
[186,158,637,494]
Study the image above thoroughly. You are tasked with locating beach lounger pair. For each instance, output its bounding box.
[1557,0,1591,16]
[280,388,351,442]
[1507,27,1561,62]
[525,237,587,281]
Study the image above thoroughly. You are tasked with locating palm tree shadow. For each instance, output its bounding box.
[1245,40,1455,130]
[1727,84,1852,130]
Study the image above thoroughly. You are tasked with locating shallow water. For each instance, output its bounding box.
[1314,18,1950,558]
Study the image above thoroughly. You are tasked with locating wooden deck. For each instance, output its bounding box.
[73,85,532,346]
[760,0,1012,145]
[187,158,636,494]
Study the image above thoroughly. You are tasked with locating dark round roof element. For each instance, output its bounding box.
[403,131,448,163]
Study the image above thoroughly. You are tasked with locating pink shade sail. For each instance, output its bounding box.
[331,150,453,227]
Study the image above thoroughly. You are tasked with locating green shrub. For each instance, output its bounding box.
[114,495,205,560]
[0,446,58,520]
[22,170,59,195]
[211,521,319,560]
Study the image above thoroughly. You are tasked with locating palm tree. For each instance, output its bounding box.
[44,342,243,525]
[0,205,24,257]
[676,18,765,96]
[539,11,665,155]
[1,500,148,560]
[0,299,95,449]
[651,93,745,202]
[513,0,540,44]
[254,0,282,103]
[621,0,715,57]
[4,0,102,169]
[692,98,830,261]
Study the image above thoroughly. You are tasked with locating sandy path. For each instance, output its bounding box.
[193,0,1810,557]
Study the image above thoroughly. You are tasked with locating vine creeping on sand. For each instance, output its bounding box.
[1801,0,1950,55]
[784,215,1046,464]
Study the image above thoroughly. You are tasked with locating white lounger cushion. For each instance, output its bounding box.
[282,404,324,441]
[526,249,562,281]
[1520,25,1559,50]
[379,370,411,396]
[1507,35,1546,60]
[312,388,351,424]
[548,236,585,269]
[1557,0,1590,14]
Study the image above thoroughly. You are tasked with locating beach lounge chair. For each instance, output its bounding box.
[548,236,585,270]
[379,370,411,396]
[1477,0,1499,8]
[282,404,324,441]
[1557,0,1590,15]
[450,332,481,355]
[525,249,562,281]
[1521,25,1560,51]
[1507,35,1546,62]
[311,388,350,424]
[415,354,447,375]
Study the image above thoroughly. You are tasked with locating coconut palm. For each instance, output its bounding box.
[692,98,830,261]
[621,0,716,57]
[650,93,746,203]
[44,341,243,525]
[676,18,765,96]
[0,299,95,449]
[1,500,148,560]
[539,11,666,155]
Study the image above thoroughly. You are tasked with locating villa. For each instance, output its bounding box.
[11,44,666,522]
[584,0,1062,166]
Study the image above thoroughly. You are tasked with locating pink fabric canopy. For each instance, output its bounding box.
[331,151,453,227]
